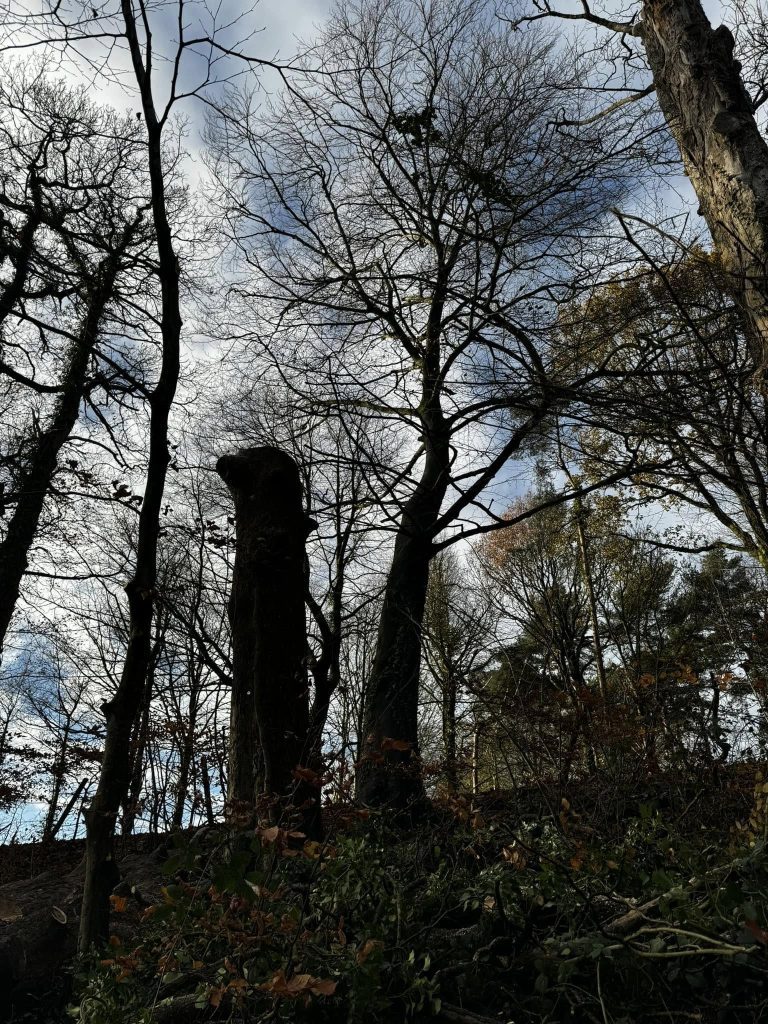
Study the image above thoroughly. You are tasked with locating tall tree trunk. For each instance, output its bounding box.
[356,392,450,809]
[306,581,342,772]
[0,692,20,769]
[639,0,768,368]
[0,239,129,653]
[79,3,181,950]
[171,701,197,830]
[214,725,228,803]
[571,498,608,700]
[217,447,316,831]
[42,718,72,843]
[50,777,88,841]
[121,658,153,835]
[472,724,481,796]
[442,674,458,792]
[200,754,215,827]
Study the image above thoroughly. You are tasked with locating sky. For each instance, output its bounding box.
[8,0,332,131]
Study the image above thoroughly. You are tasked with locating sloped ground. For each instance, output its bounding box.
[0,832,173,1023]
[0,771,760,1024]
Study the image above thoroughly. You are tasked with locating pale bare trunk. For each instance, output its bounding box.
[640,0,768,369]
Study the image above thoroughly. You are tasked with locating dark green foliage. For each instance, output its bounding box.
[71,794,768,1024]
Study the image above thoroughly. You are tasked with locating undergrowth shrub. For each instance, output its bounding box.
[71,795,768,1023]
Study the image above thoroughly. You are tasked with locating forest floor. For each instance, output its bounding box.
[0,770,765,1024]
[0,830,174,1024]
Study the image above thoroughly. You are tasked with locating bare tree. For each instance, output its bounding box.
[206,0,650,808]
[0,64,153,653]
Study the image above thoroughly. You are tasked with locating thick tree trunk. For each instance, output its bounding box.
[640,0,768,368]
[356,528,434,809]
[472,725,481,796]
[121,657,154,835]
[172,735,193,830]
[308,644,340,775]
[216,447,316,831]
[356,395,450,809]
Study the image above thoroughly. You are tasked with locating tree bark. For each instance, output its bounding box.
[216,446,316,831]
[356,389,450,809]
[121,650,155,835]
[171,677,200,830]
[639,0,768,369]
[472,724,481,796]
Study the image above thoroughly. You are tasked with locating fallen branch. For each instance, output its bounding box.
[439,1003,505,1024]
[149,993,212,1023]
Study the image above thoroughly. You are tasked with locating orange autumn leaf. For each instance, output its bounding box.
[109,894,128,913]
[259,969,337,999]
[356,938,384,964]
[502,844,527,870]
[309,978,337,996]
[303,839,322,859]
[208,985,226,1008]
